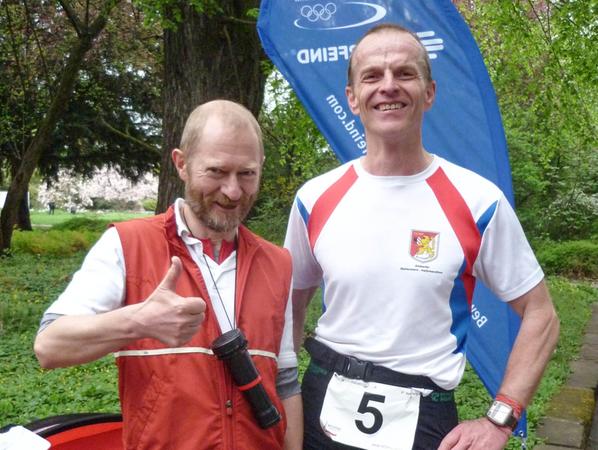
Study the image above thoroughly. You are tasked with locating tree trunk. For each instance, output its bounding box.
[7,158,32,231]
[17,191,32,230]
[0,0,119,253]
[156,0,266,213]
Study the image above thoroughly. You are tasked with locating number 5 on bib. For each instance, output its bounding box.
[320,373,421,450]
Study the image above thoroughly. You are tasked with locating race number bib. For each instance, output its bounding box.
[320,373,421,450]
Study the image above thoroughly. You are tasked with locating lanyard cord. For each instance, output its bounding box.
[181,202,237,330]
[202,252,237,330]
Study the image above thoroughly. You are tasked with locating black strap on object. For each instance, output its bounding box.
[305,337,451,393]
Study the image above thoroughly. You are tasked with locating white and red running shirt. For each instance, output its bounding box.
[284,155,544,390]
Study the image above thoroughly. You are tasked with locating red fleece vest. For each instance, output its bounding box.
[113,206,292,450]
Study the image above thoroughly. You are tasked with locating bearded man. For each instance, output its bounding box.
[34,100,302,450]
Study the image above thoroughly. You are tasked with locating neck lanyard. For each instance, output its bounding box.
[181,202,238,330]
[202,252,237,330]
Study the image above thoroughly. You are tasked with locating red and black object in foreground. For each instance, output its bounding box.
[5,413,124,449]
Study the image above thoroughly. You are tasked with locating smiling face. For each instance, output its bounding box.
[174,114,262,238]
[345,29,436,146]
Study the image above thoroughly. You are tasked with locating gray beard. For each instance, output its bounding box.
[185,190,257,234]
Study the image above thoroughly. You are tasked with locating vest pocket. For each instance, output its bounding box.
[124,371,167,449]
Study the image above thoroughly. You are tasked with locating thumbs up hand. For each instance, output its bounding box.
[133,256,206,347]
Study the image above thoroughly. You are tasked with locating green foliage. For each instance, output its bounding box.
[455,278,597,449]
[457,1,598,242]
[88,198,139,212]
[0,253,119,425]
[245,7,259,19]
[0,353,119,425]
[8,212,150,256]
[142,198,157,212]
[10,230,97,256]
[0,253,84,332]
[41,2,163,182]
[521,277,598,448]
[52,217,112,233]
[254,70,338,235]
[29,210,146,228]
[535,240,598,279]
[245,198,289,245]
[29,211,79,227]
[0,1,162,187]
[134,0,223,29]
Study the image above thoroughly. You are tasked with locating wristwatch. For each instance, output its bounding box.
[486,400,518,429]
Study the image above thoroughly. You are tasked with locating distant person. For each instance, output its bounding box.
[48,202,55,215]
[35,100,302,450]
[285,24,559,450]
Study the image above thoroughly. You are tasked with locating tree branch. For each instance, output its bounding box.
[221,15,256,26]
[525,0,596,137]
[98,118,161,155]
[222,24,245,104]
[23,0,51,87]
[87,0,120,37]
[57,0,83,37]
[260,115,292,147]
[0,0,121,251]
[85,0,90,28]
[526,0,552,45]
[2,1,29,98]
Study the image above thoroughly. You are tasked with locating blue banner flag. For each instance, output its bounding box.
[258,0,526,436]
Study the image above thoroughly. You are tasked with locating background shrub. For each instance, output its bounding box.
[11,230,97,256]
[89,197,139,211]
[10,217,114,256]
[535,240,598,278]
[52,217,112,233]
[142,198,157,212]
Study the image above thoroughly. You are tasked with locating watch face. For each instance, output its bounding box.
[487,401,515,427]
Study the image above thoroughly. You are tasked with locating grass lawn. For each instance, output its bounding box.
[30,210,150,227]
[0,253,120,425]
[0,218,596,448]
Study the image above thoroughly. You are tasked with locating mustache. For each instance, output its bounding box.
[215,195,238,207]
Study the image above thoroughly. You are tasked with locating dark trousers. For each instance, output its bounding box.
[301,342,459,450]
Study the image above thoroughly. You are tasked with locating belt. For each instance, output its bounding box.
[305,337,451,393]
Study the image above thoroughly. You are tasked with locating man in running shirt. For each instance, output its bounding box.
[285,24,559,450]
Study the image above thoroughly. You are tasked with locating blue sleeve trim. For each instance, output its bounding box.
[476,201,498,236]
[297,197,310,227]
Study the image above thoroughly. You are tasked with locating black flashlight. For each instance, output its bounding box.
[211,328,281,429]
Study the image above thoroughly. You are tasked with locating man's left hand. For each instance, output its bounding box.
[438,417,511,450]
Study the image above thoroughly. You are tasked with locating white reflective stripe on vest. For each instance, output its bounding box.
[113,347,278,361]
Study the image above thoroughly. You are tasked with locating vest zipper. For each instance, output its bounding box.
[223,369,235,450]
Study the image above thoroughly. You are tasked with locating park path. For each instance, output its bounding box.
[536,296,598,450]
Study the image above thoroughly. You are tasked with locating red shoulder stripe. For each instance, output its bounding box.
[426,167,481,306]
[308,165,358,250]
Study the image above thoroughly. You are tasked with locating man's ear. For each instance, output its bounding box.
[171,148,188,182]
[345,85,360,115]
[423,80,436,111]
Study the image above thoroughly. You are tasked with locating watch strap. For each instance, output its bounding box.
[496,393,523,420]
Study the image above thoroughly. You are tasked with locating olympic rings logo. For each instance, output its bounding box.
[300,3,337,22]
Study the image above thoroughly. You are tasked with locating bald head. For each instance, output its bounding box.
[179,100,264,159]
[347,23,433,86]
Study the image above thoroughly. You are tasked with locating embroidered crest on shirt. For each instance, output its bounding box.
[410,231,439,262]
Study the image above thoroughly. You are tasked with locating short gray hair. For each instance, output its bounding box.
[347,23,433,86]
[179,100,263,157]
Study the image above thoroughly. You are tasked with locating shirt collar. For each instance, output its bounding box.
[173,198,236,263]
[174,198,195,241]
